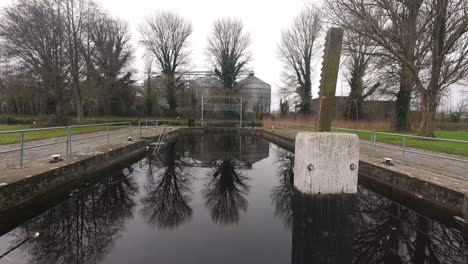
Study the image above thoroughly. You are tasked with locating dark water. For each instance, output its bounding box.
[0,134,467,264]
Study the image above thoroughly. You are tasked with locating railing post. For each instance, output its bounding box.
[129,122,132,138]
[139,121,142,138]
[107,124,110,144]
[240,97,243,128]
[402,135,407,162]
[69,127,73,155]
[66,126,71,156]
[201,97,204,127]
[371,132,376,158]
[19,132,24,168]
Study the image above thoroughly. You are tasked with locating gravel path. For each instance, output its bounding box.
[266,128,468,181]
[0,126,163,170]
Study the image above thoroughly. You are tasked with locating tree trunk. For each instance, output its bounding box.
[395,65,413,131]
[419,92,438,137]
[75,97,83,124]
[418,0,446,138]
[394,0,422,132]
[165,73,177,117]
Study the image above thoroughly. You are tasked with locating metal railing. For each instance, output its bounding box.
[0,122,132,168]
[270,121,468,164]
[138,120,171,138]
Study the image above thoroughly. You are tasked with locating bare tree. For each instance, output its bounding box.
[278,5,321,115]
[326,0,468,136]
[206,17,251,89]
[343,32,381,121]
[325,0,427,131]
[0,0,69,123]
[416,0,468,136]
[63,0,92,123]
[87,13,134,116]
[139,11,192,116]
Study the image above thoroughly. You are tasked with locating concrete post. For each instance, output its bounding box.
[294,132,359,194]
[317,28,344,132]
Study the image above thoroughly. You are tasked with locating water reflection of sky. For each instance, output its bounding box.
[0,134,466,264]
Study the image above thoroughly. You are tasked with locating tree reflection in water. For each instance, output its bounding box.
[203,159,250,226]
[292,193,355,264]
[353,187,468,264]
[140,142,193,230]
[270,149,468,263]
[10,168,138,264]
[270,145,294,228]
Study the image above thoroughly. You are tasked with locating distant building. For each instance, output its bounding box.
[238,74,271,118]
[187,73,271,119]
[141,73,271,119]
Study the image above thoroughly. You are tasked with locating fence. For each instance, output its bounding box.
[0,122,132,168]
[269,121,468,164]
[138,120,171,138]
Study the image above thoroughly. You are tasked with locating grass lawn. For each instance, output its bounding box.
[331,128,468,157]
[0,125,127,145]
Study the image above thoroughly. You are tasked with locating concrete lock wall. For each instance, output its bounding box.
[293,132,359,194]
[0,140,147,212]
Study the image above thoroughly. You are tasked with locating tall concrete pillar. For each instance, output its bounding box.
[317,28,344,132]
[294,132,359,195]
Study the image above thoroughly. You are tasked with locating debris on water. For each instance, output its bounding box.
[69,189,80,197]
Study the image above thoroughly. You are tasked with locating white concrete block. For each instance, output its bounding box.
[294,132,359,194]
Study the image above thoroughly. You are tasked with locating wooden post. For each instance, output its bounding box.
[294,132,359,194]
[317,28,344,132]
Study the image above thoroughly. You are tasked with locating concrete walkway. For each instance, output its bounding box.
[0,126,164,170]
[266,128,468,181]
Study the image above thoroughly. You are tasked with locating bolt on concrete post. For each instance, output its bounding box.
[294,132,359,194]
[317,28,344,132]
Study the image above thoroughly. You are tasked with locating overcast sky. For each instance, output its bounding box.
[0,0,465,110]
[0,0,322,109]
[99,0,319,109]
